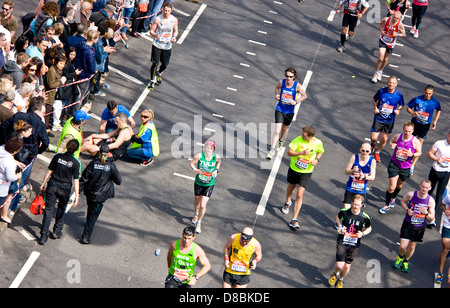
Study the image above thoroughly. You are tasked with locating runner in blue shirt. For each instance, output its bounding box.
[406,85,441,174]
[99,100,136,133]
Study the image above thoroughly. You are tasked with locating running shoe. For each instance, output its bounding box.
[191,213,198,225]
[410,26,415,34]
[336,279,344,288]
[147,81,155,90]
[389,198,396,208]
[401,261,409,273]
[277,140,284,151]
[328,273,338,287]
[371,73,378,83]
[156,73,162,85]
[266,148,275,160]
[435,272,443,284]
[413,30,419,39]
[282,201,292,214]
[374,152,381,162]
[393,255,404,269]
[289,219,300,229]
[195,221,202,234]
[140,158,154,167]
[337,45,345,53]
[409,166,414,176]
[379,205,391,214]
[377,71,383,81]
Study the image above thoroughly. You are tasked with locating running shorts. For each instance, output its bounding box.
[194,182,214,197]
[442,226,450,239]
[400,220,425,243]
[371,119,395,134]
[411,120,431,139]
[336,243,359,264]
[379,39,394,54]
[275,109,294,126]
[223,271,251,287]
[287,167,312,188]
[151,45,172,67]
[387,160,410,182]
[342,14,359,32]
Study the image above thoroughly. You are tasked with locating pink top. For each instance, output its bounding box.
[413,0,428,6]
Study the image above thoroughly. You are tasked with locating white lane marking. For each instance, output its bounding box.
[177,4,207,45]
[233,75,244,79]
[246,51,256,56]
[9,251,40,288]
[173,8,190,16]
[389,64,399,68]
[293,70,313,122]
[263,20,273,24]
[212,114,223,118]
[258,30,267,34]
[249,40,266,46]
[109,66,144,85]
[15,227,35,241]
[327,10,336,22]
[173,172,195,181]
[129,87,151,117]
[240,63,250,67]
[227,87,237,91]
[215,99,235,106]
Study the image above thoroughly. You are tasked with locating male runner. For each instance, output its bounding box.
[379,122,421,214]
[267,68,307,159]
[328,194,372,288]
[336,0,369,52]
[370,76,405,162]
[371,11,406,83]
[393,180,435,273]
[406,84,441,175]
[147,2,178,90]
[282,126,324,229]
[222,227,262,288]
[165,226,211,288]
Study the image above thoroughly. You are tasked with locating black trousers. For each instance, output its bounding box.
[82,199,104,241]
[429,167,450,210]
[41,179,72,236]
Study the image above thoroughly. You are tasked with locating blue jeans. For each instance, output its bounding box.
[122,7,135,33]
[10,160,33,210]
[126,147,153,162]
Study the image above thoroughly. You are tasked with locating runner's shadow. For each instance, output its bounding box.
[278,252,328,287]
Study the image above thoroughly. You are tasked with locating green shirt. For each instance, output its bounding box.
[168,240,197,284]
[289,135,324,173]
[195,152,217,186]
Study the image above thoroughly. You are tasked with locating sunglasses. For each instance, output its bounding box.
[285,75,295,78]
[360,149,371,153]
[2,7,10,11]
[141,115,149,118]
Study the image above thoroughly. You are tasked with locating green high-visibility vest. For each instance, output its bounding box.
[57,117,82,158]
[131,121,160,157]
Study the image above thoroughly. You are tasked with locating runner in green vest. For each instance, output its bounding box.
[126,109,159,166]
[189,140,221,234]
[165,226,211,288]
[54,110,90,158]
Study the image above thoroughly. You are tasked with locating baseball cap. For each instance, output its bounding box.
[74,110,91,121]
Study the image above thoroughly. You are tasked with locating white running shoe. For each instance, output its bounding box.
[371,73,378,83]
[377,71,383,81]
[266,149,275,160]
[413,30,419,38]
[410,26,415,34]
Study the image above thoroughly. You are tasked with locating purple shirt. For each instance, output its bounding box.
[404,191,431,227]
[391,133,416,169]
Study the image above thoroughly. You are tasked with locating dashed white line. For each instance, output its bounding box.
[233,75,244,79]
[249,40,266,46]
[246,51,256,56]
[212,113,223,118]
[227,87,237,91]
[215,99,235,106]
[327,10,336,22]
[258,30,267,34]
[263,20,273,24]
[9,251,40,288]
[240,63,250,67]
[177,3,207,45]
[173,172,195,181]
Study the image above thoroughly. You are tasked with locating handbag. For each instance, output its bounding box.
[30,193,45,215]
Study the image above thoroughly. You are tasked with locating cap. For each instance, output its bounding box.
[74,110,91,121]
[100,143,110,155]
[105,4,116,13]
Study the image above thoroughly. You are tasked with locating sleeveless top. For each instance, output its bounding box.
[345,154,373,194]
[225,234,258,276]
[391,133,415,169]
[404,191,431,227]
[195,152,217,186]
[380,16,401,48]
[168,240,197,283]
[153,15,176,50]
[275,79,298,114]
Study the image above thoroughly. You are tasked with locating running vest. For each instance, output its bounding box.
[380,16,401,48]
[343,0,362,15]
[195,152,217,186]
[391,133,416,169]
[275,79,298,114]
[130,121,160,157]
[153,15,176,50]
[404,191,431,227]
[225,234,258,276]
[345,154,373,194]
[57,117,83,158]
[168,240,197,283]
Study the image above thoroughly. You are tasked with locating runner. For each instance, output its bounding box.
[343,142,376,209]
[371,11,406,83]
[267,67,307,160]
[328,194,372,288]
[222,227,263,288]
[165,226,211,288]
[426,130,450,228]
[385,0,410,20]
[147,2,178,90]
[369,76,404,162]
[379,122,422,214]
[406,85,441,175]
[434,193,450,285]
[189,140,221,234]
[336,0,369,52]
[410,0,428,38]
[393,180,435,273]
[282,126,324,229]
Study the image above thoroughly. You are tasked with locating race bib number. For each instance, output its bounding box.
[350,178,365,191]
[396,148,409,161]
[416,111,429,123]
[343,232,358,245]
[281,92,294,104]
[295,157,310,169]
[173,269,190,282]
[231,261,248,273]
[411,212,426,225]
[381,103,394,115]
[159,33,171,43]
[438,157,450,169]
[198,171,213,183]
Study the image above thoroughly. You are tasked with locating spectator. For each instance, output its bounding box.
[14,82,34,113]
[25,36,49,62]
[0,136,23,223]
[0,1,17,44]
[0,32,6,71]
[56,6,75,44]
[45,55,67,131]
[0,88,14,122]
[2,52,30,87]
[30,1,59,39]
[59,45,80,120]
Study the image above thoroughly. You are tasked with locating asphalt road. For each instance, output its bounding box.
[1,0,449,291]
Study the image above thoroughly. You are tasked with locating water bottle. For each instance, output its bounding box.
[155,249,160,256]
